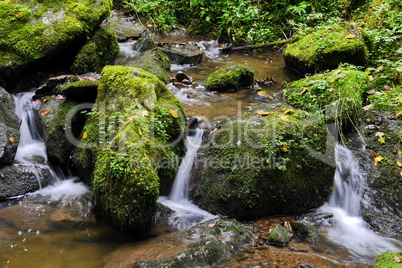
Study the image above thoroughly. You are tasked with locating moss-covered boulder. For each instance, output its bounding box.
[290,221,318,244]
[374,250,402,268]
[60,79,100,103]
[123,38,171,83]
[0,0,112,82]
[191,104,335,219]
[70,28,119,74]
[72,65,186,233]
[283,24,368,73]
[267,224,293,247]
[284,67,369,132]
[204,63,255,92]
[0,86,20,165]
[36,95,86,169]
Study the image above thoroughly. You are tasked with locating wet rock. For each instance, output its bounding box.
[132,38,156,52]
[35,95,86,170]
[158,43,203,66]
[125,38,171,83]
[290,221,318,243]
[0,86,21,165]
[132,219,255,268]
[34,75,74,99]
[283,23,367,73]
[70,28,120,74]
[204,63,255,92]
[191,103,335,219]
[105,16,149,42]
[0,164,52,198]
[267,224,293,247]
[59,79,99,103]
[0,0,112,83]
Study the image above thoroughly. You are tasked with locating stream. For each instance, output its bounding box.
[0,38,401,267]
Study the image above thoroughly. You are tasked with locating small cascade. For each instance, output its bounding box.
[159,127,216,230]
[320,144,400,258]
[12,92,91,214]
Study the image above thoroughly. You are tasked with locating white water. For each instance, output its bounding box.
[13,92,92,209]
[159,128,216,229]
[320,144,400,257]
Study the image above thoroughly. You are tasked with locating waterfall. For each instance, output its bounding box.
[158,127,216,229]
[12,92,91,214]
[319,144,400,257]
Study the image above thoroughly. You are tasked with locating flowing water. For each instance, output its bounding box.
[158,127,216,230]
[1,38,401,267]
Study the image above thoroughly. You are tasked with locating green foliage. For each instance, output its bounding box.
[374,250,402,267]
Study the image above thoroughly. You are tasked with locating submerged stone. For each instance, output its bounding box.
[191,104,335,219]
[283,24,368,73]
[267,224,293,247]
[204,63,255,92]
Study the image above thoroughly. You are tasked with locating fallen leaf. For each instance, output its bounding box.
[138,127,143,136]
[394,256,401,263]
[396,110,402,117]
[378,65,385,71]
[279,114,289,122]
[40,109,51,116]
[257,91,273,99]
[143,150,147,157]
[374,156,383,163]
[384,85,391,90]
[334,70,341,74]
[327,88,335,92]
[300,87,308,95]
[375,132,385,137]
[256,110,274,116]
[328,78,336,83]
[369,75,374,81]
[170,109,179,118]
[397,161,402,167]
[397,151,402,157]
[15,12,24,18]
[9,137,15,144]
[82,131,88,140]
[400,171,402,177]
[284,109,294,114]
[345,34,355,39]
[378,136,386,144]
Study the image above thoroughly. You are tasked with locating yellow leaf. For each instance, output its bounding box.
[170,109,179,118]
[345,34,355,39]
[300,87,308,95]
[256,110,274,116]
[82,131,88,140]
[396,110,402,117]
[279,114,289,122]
[138,127,143,136]
[143,150,147,157]
[15,12,24,18]
[400,171,402,177]
[257,91,273,99]
[40,109,51,116]
[397,161,402,167]
[329,78,336,83]
[374,156,383,163]
[9,137,15,144]
[378,136,386,144]
[284,109,294,114]
[397,151,402,157]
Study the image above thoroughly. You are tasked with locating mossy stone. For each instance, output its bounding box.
[0,0,112,80]
[267,224,293,247]
[72,65,186,234]
[374,250,402,268]
[204,63,255,91]
[60,79,99,103]
[191,104,335,219]
[290,221,318,243]
[283,24,368,73]
[284,66,368,132]
[70,28,119,74]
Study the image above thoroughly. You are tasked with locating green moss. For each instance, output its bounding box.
[368,86,402,112]
[71,28,119,74]
[290,221,318,243]
[267,224,293,247]
[204,63,255,91]
[283,24,368,73]
[284,66,368,131]
[0,0,112,75]
[192,104,335,219]
[74,65,186,233]
[374,250,402,268]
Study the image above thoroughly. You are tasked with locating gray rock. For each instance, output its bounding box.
[0,164,52,198]
[106,16,149,41]
[158,43,203,65]
[267,224,293,247]
[0,86,20,165]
